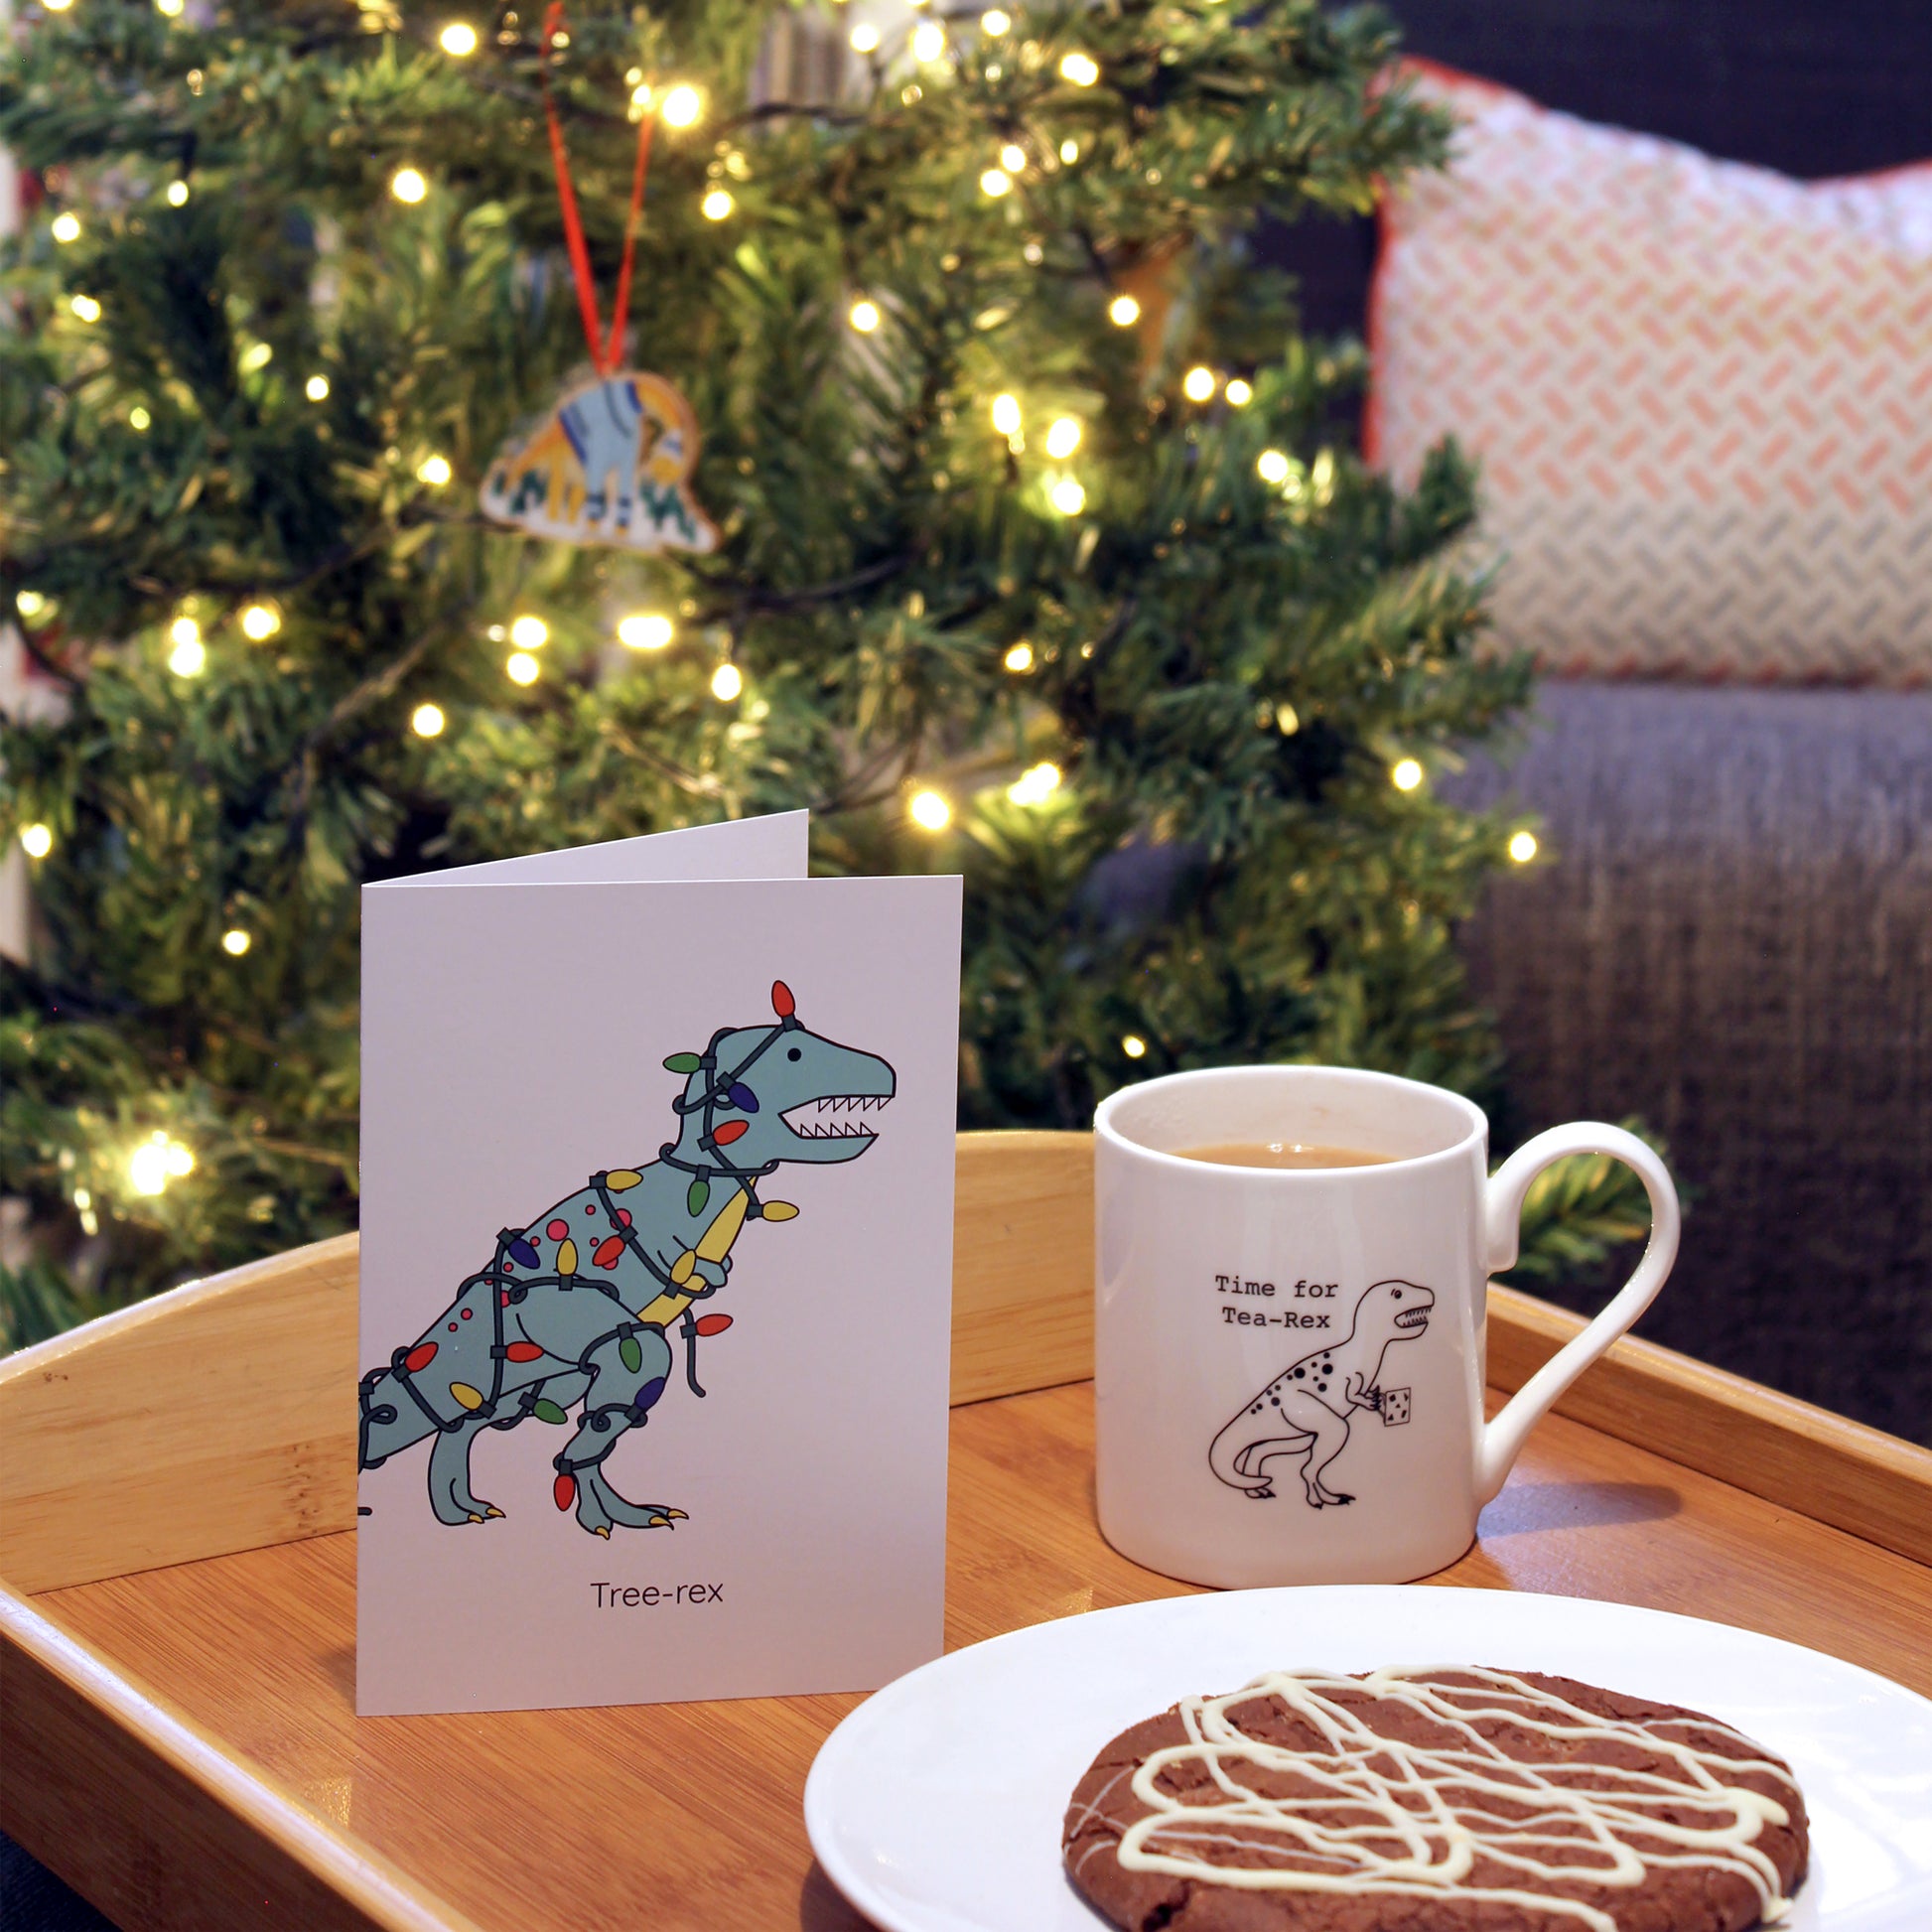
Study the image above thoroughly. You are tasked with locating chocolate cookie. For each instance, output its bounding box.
[1062,1666,1807,1931]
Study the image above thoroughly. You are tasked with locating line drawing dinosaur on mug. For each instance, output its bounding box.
[357,981,892,1539]
[1207,1280,1435,1508]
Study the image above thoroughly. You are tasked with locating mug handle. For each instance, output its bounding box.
[1475,1123,1681,1505]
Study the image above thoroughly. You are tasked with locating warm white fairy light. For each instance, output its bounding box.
[155,0,185,14]
[238,342,272,373]
[1508,829,1539,864]
[411,702,447,738]
[1107,293,1139,327]
[849,299,881,333]
[1007,760,1061,805]
[702,189,735,220]
[1121,1034,1148,1059]
[1049,476,1086,515]
[1391,758,1425,792]
[129,1130,194,1197]
[1276,701,1300,736]
[1043,416,1081,460]
[221,928,251,956]
[1257,448,1291,483]
[1003,641,1035,673]
[660,84,703,127]
[505,651,541,685]
[1060,138,1079,164]
[70,294,101,323]
[166,179,191,206]
[391,168,428,204]
[1000,143,1027,173]
[417,454,453,486]
[982,8,1010,32]
[849,22,881,53]
[168,634,207,677]
[438,20,479,55]
[990,393,1022,436]
[51,212,81,243]
[43,0,71,12]
[1182,364,1217,402]
[710,662,744,702]
[20,824,54,860]
[305,374,330,401]
[1225,377,1253,407]
[16,592,48,619]
[980,168,1012,198]
[908,788,951,831]
[129,405,152,431]
[619,612,674,650]
[1059,51,1099,85]
[239,602,281,640]
[509,614,549,650]
[911,20,944,61]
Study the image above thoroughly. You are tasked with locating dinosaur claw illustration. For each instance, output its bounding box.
[666,1508,687,1519]
[467,1512,483,1523]
[594,1525,612,1539]
[483,1505,505,1519]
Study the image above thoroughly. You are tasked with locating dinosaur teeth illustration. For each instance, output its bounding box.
[787,1093,891,1140]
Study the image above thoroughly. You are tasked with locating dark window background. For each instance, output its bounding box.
[1269,0,1932,343]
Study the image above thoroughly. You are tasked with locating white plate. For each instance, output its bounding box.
[805,1587,1932,1932]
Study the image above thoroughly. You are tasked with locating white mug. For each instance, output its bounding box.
[1092,1065,1680,1587]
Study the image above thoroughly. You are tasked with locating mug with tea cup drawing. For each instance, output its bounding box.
[1092,1064,1680,1588]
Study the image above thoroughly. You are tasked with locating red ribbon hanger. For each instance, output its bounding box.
[538,0,655,376]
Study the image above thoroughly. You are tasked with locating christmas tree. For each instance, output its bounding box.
[1,0,1565,1345]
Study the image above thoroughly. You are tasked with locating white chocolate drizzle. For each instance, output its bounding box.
[1097,1665,1799,1931]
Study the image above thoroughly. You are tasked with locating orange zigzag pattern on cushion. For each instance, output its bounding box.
[1372,66,1932,688]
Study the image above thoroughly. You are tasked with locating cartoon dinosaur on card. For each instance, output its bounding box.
[358,982,891,1538]
[1207,1280,1435,1508]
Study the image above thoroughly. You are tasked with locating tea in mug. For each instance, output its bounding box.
[1175,1141,1394,1170]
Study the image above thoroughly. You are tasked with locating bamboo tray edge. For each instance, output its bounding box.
[0,1579,474,1932]
[4,1131,1928,1602]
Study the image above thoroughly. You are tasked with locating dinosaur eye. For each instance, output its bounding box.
[787,1046,801,1060]
[1392,1289,1402,1299]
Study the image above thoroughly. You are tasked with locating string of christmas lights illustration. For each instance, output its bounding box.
[357,984,810,1511]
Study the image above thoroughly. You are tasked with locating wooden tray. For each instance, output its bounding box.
[5,1131,1930,1932]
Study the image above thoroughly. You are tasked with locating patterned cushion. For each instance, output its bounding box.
[1367,63,1932,688]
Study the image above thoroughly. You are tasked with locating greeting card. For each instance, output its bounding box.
[356,813,962,1716]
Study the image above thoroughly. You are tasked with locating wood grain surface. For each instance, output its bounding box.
[8,1133,1927,1593]
[1486,1282,1932,1567]
[0,1233,359,1594]
[7,1128,1932,1931]
[10,1380,1932,1932]
[0,1134,1093,1593]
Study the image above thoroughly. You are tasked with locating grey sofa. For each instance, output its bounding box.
[1256,0,1932,1448]
[1449,683,1932,1447]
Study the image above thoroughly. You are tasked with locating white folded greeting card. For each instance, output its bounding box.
[356,812,962,1716]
